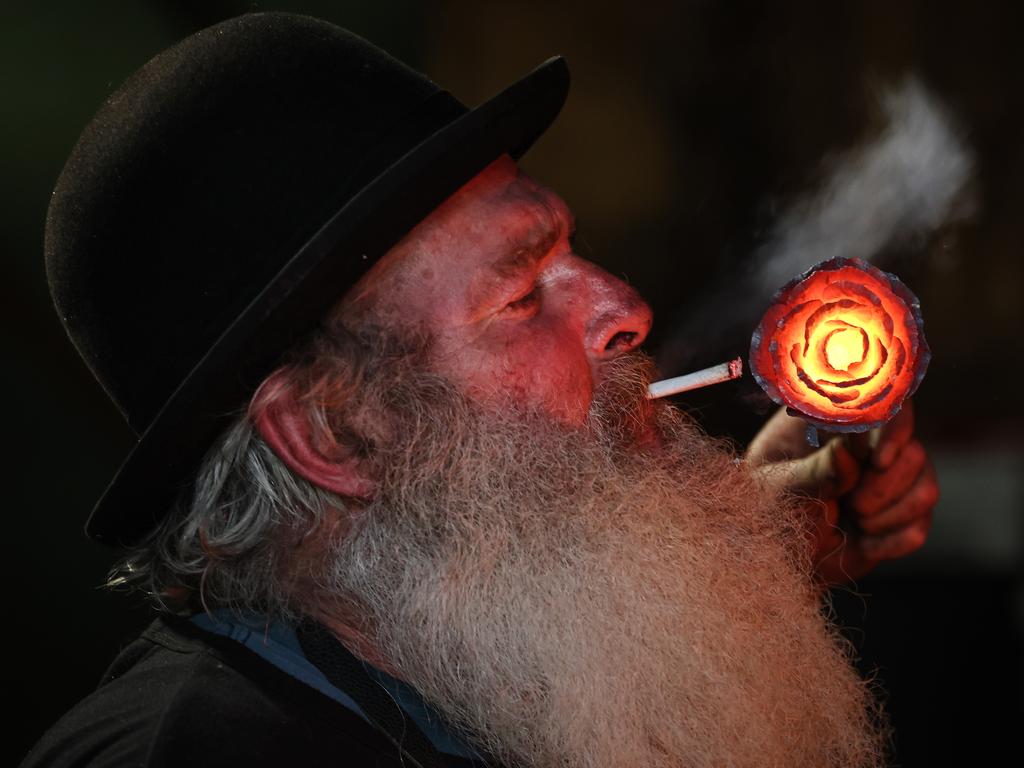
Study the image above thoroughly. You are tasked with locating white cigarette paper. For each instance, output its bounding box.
[647,357,744,399]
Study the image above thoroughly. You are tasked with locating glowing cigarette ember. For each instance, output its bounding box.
[647,358,744,400]
[750,257,930,432]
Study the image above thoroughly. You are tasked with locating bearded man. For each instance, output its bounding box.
[24,13,937,768]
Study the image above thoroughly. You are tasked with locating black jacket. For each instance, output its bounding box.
[22,615,487,768]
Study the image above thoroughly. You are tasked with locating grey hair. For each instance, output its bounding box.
[106,412,343,620]
[106,319,430,619]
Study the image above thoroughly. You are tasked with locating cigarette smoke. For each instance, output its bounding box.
[659,77,976,378]
[753,78,975,294]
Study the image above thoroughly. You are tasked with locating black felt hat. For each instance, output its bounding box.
[46,12,569,547]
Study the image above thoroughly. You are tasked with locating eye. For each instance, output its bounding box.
[505,284,541,313]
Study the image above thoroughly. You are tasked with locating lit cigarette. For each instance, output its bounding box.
[647,357,744,399]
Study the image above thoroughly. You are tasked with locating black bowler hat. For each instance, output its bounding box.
[46,13,569,547]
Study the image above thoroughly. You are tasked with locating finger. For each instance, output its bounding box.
[857,461,939,535]
[873,399,915,470]
[829,439,863,498]
[860,516,932,560]
[747,407,816,465]
[848,439,929,518]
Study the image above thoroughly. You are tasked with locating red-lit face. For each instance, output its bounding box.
[343,155,653,422]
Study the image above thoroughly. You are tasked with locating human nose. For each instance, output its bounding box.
[580,263,653,361]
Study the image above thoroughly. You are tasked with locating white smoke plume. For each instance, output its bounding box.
[754,78,975,293]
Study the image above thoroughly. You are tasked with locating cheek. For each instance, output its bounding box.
[436,318,594,423]
[501,321,593,420]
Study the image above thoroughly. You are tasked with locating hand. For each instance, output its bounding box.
[746,401,939,586]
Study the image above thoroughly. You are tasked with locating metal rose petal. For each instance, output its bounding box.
[749,257,930,433]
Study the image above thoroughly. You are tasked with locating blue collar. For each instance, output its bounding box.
[190,610,479,759]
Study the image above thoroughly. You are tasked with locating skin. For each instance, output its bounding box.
[257,154,939,651]
[748,400,938,585]
[341,155,653,422]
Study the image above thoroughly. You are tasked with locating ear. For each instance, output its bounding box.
[251,372,377,500]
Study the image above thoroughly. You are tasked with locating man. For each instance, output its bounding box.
[25,12,936,768]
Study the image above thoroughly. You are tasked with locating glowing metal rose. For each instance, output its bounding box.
[750,257,930,433]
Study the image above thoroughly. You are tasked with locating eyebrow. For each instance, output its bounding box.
[462,180,579,310]
[493,201,578,275]
[491,226,562,279]
[467,211,574,312]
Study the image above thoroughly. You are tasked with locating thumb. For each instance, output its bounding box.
[779,436,862,499]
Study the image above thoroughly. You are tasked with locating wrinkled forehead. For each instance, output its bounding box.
[341,157,571,313]
[446,156,570,233]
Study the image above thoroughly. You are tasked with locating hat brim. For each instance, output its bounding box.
[86,56,570,546]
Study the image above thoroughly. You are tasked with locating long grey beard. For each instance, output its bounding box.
[318,355,886,768]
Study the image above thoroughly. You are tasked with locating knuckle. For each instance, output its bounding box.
[865,520,930,560]
[916,478,941,509]
[901,529,927,556]
[890,527,927,558]
[903,440,927,468]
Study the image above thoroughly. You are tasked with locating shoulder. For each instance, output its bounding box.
[21,616,403,768]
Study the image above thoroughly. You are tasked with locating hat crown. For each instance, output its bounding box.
[46,13,458,433]
[44,11,568,545]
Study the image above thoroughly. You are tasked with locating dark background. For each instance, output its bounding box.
[6,1,1021,766]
